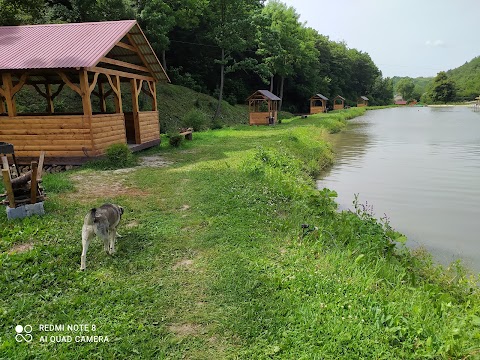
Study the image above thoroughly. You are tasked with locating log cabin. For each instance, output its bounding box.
[0,20,169,164]
[247,90,281,125]
[357,96,369,107]
[310,94,329,114]
[333,95,346,110]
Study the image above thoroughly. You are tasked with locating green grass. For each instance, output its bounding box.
[1,109,479,359]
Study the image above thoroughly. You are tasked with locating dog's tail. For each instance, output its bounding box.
[84,208,97,225]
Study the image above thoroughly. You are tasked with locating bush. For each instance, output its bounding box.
[105,143,137,168]
[182,109,209,131]
[168,133,183,147]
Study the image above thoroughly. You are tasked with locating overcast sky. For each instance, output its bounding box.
[278,0,479,78]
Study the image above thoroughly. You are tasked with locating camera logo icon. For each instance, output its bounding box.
[15,325,33,343]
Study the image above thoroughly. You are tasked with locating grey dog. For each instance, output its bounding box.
[80,203,124,270]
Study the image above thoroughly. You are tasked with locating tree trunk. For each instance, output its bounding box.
[213,48,225,122]
[279,75,285,111]
[162,50,167,71]
[269,74,274,93]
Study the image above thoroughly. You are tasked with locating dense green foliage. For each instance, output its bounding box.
[447,56,480,100]
[1,109,479,358]
[430,71,457,104]
[1,0,394,112]
[394,56,480,103]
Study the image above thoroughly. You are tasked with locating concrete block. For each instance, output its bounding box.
[6,202,45,220]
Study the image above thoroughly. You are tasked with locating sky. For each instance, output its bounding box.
[279,0,480,78]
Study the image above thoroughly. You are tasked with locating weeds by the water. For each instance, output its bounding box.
[1,109,479,359]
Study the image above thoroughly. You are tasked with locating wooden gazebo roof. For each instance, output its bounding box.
[334,95,346,101]
[311,93,329,100]
[0,20,169,82]
[247,90,281,101]
[359,96,369,101]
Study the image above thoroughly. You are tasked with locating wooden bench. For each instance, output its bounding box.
[179,128,193,141]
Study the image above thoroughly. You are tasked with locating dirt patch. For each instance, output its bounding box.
[172,259,194,270]
[68,172,149,203]
[8,242,34,254]
[180,204,190,211]
[139,155,173,168]
[125,220,139,229]
[168,323,203,337]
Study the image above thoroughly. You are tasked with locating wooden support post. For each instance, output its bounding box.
[2,169,15,208]
[113,75,122,113]
[149,81,157,111]
[30,161,38,204]
[37,151,45,180]
[0,97,5,113]
[46,84,54,113]
[1,73,16,116]
[98,81,107,113]
[130,79,141,144]
[1,156,10,174]
[79,70,93,116]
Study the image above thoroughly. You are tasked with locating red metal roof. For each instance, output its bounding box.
[0,20,169,81]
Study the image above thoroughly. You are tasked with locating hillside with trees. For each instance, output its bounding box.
[393,56,480,103]
[0,0,394,113]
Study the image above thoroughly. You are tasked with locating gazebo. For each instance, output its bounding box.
[333,95,346,110]
[357,96,369,107]
[310,94,328,114]
[0,20,169,164]
[247,90,281,125]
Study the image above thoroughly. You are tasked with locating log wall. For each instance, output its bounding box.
[0,115,91,158]
[310,106,325,114]
[333,104,344,110]
[249,111,276,125]
[91,113,127,154]
[138,111,160,143]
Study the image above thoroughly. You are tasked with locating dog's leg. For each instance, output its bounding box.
[109,228,116,255]
[80,225,93,270]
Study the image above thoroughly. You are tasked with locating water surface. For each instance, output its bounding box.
[318,107,480,273]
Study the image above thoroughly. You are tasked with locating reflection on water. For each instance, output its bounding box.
[318,107,480,274]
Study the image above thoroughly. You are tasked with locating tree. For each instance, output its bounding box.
[208,0,261,121]
[431,71,456,103]
[257,1,316,109]
[395,78,415,100]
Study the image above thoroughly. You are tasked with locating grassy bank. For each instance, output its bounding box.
[1,108,479,359]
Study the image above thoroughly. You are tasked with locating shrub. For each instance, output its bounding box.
[182,109,208,131]
[168,133,183,147]
[105,143,137,168]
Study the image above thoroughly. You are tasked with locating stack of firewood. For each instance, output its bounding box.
[1,153,46,208]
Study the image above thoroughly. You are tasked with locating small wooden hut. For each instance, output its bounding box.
[247,90,281,125]
[357,96,369,107]
[310,94,328,114]
[0,20,169,164]
[333,95,346,110]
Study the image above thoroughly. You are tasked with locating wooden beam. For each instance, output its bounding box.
[87,66,154,82]
[115,41,138,52]
[37,151,45,180]
[99,56,149,73]
[1,73,16,116]
[126,32,158,81]
[98,82,106,113]
[2,169,15,208]
[105,74,122,113]
[146,80,157,111]
[130,79,141,144]
[30,161,38,204]
[11,73,28,95]
[79,69,93,117]
[58,72,82,96]
[46,84,54,113]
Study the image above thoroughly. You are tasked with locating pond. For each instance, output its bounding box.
[318,106,480,274]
